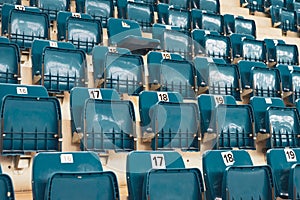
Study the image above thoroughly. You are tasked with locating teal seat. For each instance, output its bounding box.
[152,58,196,98]
[0,174,15,200]
[197,94,237,140]
[204,34,231,62]
[8,8,50,49]
[229,33,255,62]
[194,60,241,100]
[66,16,102,53]
[0,42,20,84]
[159,29,193,60]
[202,150,253,200]
[280,9,297,34]
[267,148,300,199]
[234,17,256,37]
[85,0,114,28]
[70,87,120,139]
[289,163,300,199]
[57,11,92,41]
[126,151,185,200]
[192,30,220,56]
[32,152,104,200]
[45,172,119,200]
[31,0,71,21]
[0,95,61,155]
[222,166,274,200]
[277,64,300,105]
[107,18,160,55]
[92,46,131,87]
[148,101,200,150]
[117,0,154,32]
[104,52,144,95]
[169,0,191,10]
[242,38,266,62]
[152,23,181,47]
[36,46,87,92]
[198,0,220,13]
[264,38,285,65]
[0,36,9,43]
[83,98,136,152]
[191,9,224,34]
[276,43,299,65]
[1,4,40,36]
[144,168,204,200]
[139,91,183,131]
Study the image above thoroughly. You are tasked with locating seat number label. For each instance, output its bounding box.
[285,149,297,162]
[221,151,235,166]
[60,154,74,163]
[88,89,102,99]
[150,154,166,169]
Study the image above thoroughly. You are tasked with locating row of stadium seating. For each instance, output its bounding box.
[0,83,299,154]
[1,149,300,200]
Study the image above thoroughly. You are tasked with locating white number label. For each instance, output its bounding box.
[72,13,81,18]
[60,154,74,163]
[49,41,58,48]
[16,87,28,95]
[88,89,102,99]
[214,95,224,105]
[150,154,166,169]
[108,47,117,53]
[265,98,272,104]
[121,21,130,28]
[15,5,25,11]
[221,151,235,166]
[285,149,297,162]
[157,92,169,102]
[161,52,171,60]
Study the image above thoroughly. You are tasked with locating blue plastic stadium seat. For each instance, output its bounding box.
[0,174,15,200]
[191,9,224,34]
[0,41,20,84]
[32,152,106,200]
[127,151,204,200]
[194,58,241,100]
[57,11,102,53]
[4,5,50,49]
[92,46,131,87]
[159,29,193,60]
[192,29,220,56]
[204,34,231,62]
[139,91,199,150]
[30,0,71,21]
[230,33,255,63]
[277,64,300,105]
[147,51,184,90]
[202,150,253,200]
[243,0,265,14]
[152,23,181,48]
[198,0,220,14]
[267,148,300,199]
[31,39,86,93]
[85,0,114,28]
[107,18,160,55]
[234,16,256,37]
[157,3,191,31]
[275,43,299,65]
[0,0,21,11]
[0,95,61,155]
[251,96,300,148]
[117,0,154,32]
[280,9,297,35]
[264,38,285,66]
[169,0,191,10]
[198,94,254,149]
[223,14,237,35]
[148,55,196,98]
[242,38,266,62]
[222,165,274,200]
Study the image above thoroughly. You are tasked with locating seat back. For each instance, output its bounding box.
[45,171,119,200]
[169,0,191,10]
[126,151,185,200]
[222,166,274,200]
[289,163,300,199]
[104,52,144,95]
[0,95,61,155]
[37,0,70,21]
[0,42,20,84]
[41,47,87,92]
[191,9,224,34]
[267,148,300,198]
[199,0,220,13]
[204,34,231,62]
[192,30,220,56]
[168,7,191,31]
[202,150,253,200]
[216,104,255,149]
[281,9,297,32]
[234,17,256,37]
[8,9,50,49]
[197,94,236,137]
[264,38,285,64]
[144,168,204,200]
[242,39,266,62]
[86,0,114,28]
[230,33,255,61]
[32,152,103,200]
[83,98,136,152]
[70,87,120,138]
[149,101,200,150]
[0,174,15,200]
[276,43,299,65]
[66,17,102,53]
